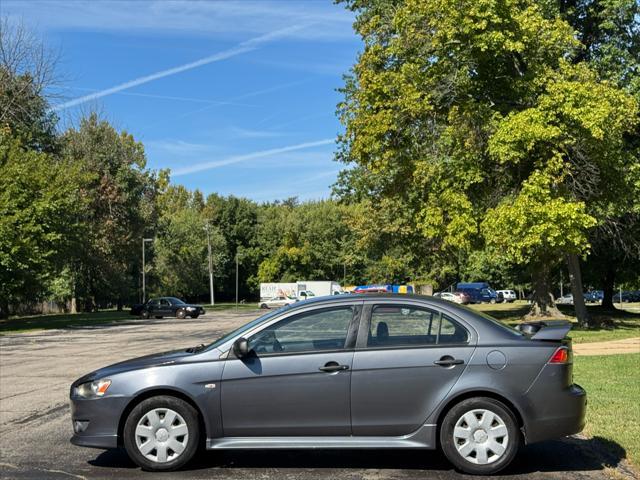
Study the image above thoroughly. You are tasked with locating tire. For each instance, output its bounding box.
[260,303,269,309]
[440,397,520,475]
[490,298,496,304]
[176,309,186,319]
[123,395,200,472]
[141,311,150,319]
[155,316,163,319]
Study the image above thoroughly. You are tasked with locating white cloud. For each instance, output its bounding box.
[172,139,335,176]
[49,24,307,112]
[5,0,355,41]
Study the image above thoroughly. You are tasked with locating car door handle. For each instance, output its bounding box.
[319,362,349,372]
[434,356,464,367]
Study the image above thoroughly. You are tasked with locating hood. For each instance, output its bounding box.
[74,348,194,385]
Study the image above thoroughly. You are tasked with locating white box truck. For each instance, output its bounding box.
[259,283,298,301]
[259,281,343,301]
[296,281,343,298]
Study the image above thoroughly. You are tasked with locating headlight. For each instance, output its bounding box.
[187,307,196,311]
[75,379,111,398]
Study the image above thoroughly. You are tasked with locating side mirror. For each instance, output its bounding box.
[232,337,250,358]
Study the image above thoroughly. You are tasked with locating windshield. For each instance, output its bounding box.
[168,297,186,305]
[204,307,285,351]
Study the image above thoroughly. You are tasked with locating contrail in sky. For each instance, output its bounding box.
[172,139,335,176]
[50,24,307,112]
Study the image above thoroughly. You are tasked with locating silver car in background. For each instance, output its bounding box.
[70,294,586,475]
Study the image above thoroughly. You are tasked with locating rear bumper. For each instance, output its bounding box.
[524,383,587,444]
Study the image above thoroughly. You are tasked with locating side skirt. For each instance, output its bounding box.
[207,424,437,450]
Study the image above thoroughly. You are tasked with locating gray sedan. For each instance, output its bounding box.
[69,294,586,475]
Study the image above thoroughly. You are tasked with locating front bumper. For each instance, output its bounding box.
[69,394,129,449]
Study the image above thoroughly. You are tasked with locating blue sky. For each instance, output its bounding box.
[3,1,361,201]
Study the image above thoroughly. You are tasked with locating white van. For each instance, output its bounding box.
[497,290,517,303]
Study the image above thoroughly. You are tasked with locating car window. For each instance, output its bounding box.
[367,305,469,348]
[160,299,170,306]
[248,307,354,354]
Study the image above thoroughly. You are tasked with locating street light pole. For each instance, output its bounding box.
[235,254,239,309]
[141,238,153,303]
[205,224,214,305]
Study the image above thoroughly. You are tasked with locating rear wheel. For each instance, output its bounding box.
[260,303,269,309]
[123,396,200,472]
[176,309,186,319]
[141,311,150,319]
[440,397,519,475]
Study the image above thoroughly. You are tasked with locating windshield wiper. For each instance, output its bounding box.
[186,343,206,353]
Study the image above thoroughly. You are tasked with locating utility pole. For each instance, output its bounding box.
[560,270,563,298]
[142,238,153,303]
[205,224,214,305]
[235,254,239,309]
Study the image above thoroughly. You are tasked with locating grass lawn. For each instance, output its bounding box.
[471,301,640,344]
[0,310,133,335]
[573,353,640,469]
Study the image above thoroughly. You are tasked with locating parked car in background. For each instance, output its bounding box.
[497,290,517,303]
[556,293,574,305]
[259,296,297,309]
[456,282,499,304]
[71,294,586,475]
[434,291,471,305]
[613,291,640,303]
[140,297,205,319]
[583,291,603,304]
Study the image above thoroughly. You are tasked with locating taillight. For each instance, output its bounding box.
[549,347,569,364]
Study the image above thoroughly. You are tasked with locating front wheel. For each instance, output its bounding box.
[260,303,269,309]
[123,396,200,472]
[440,397,519,475]
[176,309,186,319]
[490,298,496,304]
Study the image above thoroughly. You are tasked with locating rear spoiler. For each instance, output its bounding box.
[516,320,572,341]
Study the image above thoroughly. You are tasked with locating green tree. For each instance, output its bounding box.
[153,199,227,300]
[337,0,638,320]
[61,113,160,310]
[0,134,85,316]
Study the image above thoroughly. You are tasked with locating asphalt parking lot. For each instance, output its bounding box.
[0,311,630,480]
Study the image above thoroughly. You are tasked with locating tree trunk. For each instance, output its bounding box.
[527,263,564,318]
[70,297,77,314]
[566,254,590,327]
[601,267,615,310]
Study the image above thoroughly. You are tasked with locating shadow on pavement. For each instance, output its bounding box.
[89,436,629,477]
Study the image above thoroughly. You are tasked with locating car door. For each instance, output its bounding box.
[158,298,172,316]
[220,302,362,436]
[146,298,159,315]
[350,300,476,436]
